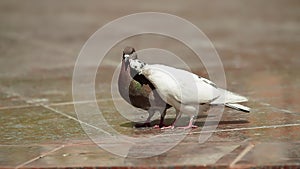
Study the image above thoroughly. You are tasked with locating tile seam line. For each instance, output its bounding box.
[14,144,65,169]
[41,104,113,136]
[2,97,299,117]
[0,83,298,116]
[156,123,300,137]
[229,143,255,167]
[1,86,300,135]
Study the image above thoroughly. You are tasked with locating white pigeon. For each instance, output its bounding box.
[128,58,250,129]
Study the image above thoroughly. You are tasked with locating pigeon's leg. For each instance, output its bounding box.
[153,108,167,128]
[177,115,198,129]
[159,108,167,128]
[161,110,181,129]
[135,109,155,128]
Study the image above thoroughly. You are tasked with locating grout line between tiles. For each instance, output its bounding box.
[41,104,113,136]
[229,143,255,167]
[154,123,300,137]
[1,82,298,117]
[15,144,65,169]
[2,85,300,139]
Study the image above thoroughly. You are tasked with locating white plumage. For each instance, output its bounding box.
[142,64,219,104]
[129,58,250,129]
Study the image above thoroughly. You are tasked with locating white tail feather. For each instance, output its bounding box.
[211,88,248,104]
[225,103,250,112]
[210,88,250,112]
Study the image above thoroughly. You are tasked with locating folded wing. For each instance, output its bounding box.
[143,64,220,104]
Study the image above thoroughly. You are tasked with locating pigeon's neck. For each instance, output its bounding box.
[129,59,147,74]
[118,60,132,101]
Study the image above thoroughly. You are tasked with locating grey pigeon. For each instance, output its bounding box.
[128,56,250,129]
[118,47,171,128]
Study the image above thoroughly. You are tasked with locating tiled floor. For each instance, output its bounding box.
[0,0,300,168]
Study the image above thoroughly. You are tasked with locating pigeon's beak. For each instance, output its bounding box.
[124,57,129,63]
[123,54,130,70]
[123,54,130,62]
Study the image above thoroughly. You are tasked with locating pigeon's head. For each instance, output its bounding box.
[122,47,137,62]
[122,47,137,71]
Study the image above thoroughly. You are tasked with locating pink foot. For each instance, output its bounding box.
[153,125,160,129]
[153,123,167,129]
[161,125,175,130]
[177,124,198,129]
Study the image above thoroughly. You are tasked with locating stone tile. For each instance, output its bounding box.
[24,142,238,168]
[235,142,300,166]
[0,106,88,145]
[0,76,73,104]
[0,145,59,168]
[216,142,251,165]
[49,98,300,144]
[208,125,300,143]
[48,101,173,139]
[24,144,126,168]
[211,100,300,131]
[0,89,28,108]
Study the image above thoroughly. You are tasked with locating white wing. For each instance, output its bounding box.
[142,64,220,104]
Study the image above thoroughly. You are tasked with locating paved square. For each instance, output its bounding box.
[0,0,299,168]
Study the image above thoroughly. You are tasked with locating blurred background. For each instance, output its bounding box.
[0,0,299,104]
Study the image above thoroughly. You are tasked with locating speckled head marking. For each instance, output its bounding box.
[129,59,146,74]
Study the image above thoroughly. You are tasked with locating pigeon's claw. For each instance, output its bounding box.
[161,125,175,130]
[177,115,198,129]
[153,125,160,129]
[177,124,198,129]
[153,123,167,129]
